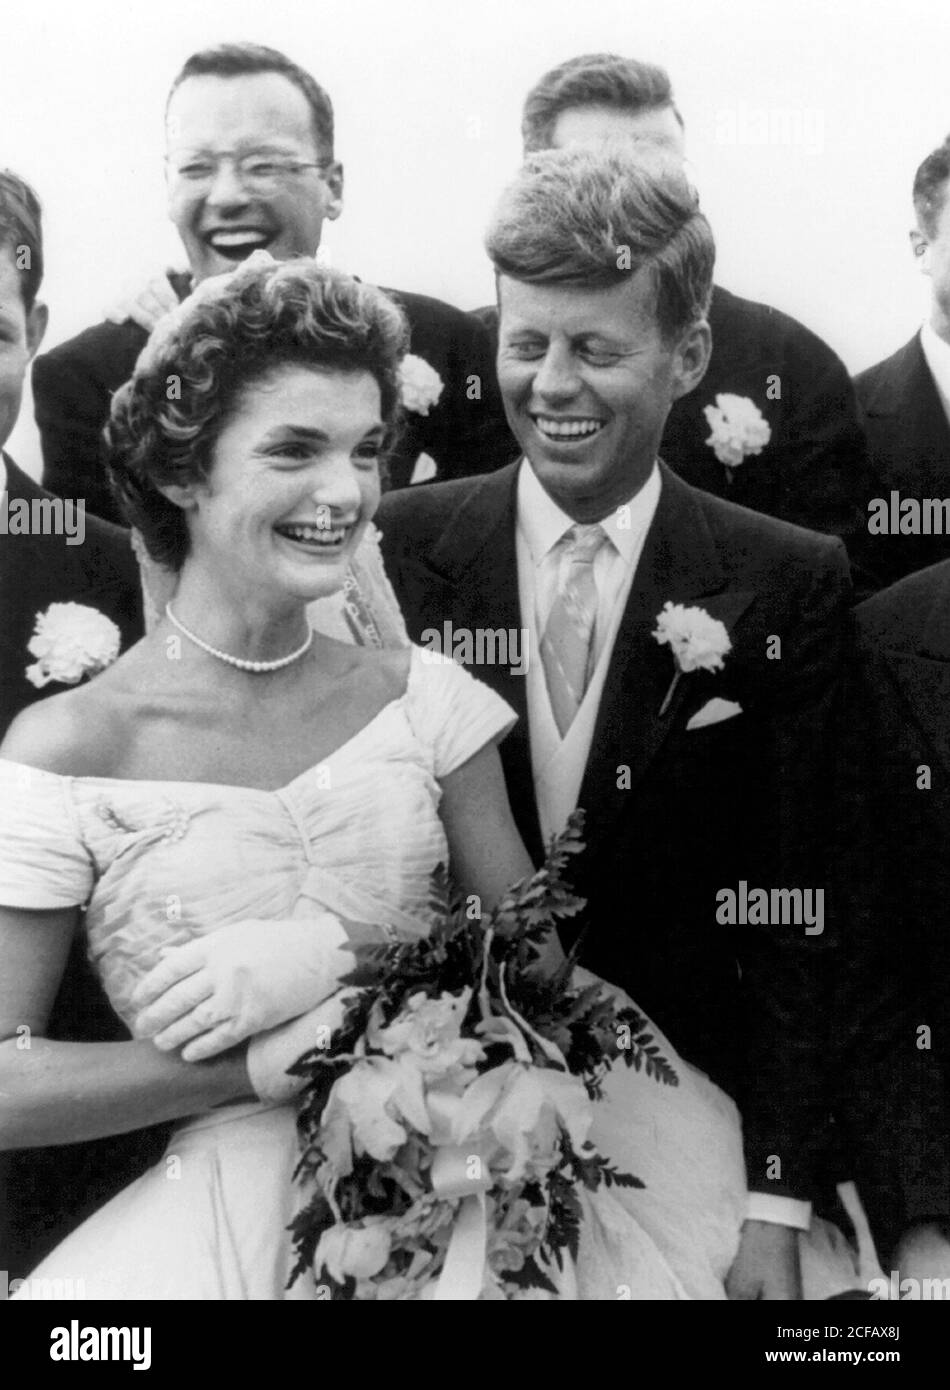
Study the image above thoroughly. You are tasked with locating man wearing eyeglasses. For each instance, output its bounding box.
[32,43,511,521]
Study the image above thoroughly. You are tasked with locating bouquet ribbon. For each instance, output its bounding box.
[430,1144,491,1301]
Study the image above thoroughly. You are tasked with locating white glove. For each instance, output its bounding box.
[247,988,363,1103]
[130,916,355,1061]
[105,269,181,330]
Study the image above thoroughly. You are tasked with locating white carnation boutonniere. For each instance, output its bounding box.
[703,393,771,479]
[652,601,732,716]
[25,603,122,689]
[398,354,444,416]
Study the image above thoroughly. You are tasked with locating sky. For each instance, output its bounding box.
[5,0,950,473]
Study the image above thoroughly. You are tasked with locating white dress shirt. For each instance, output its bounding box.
[920,322,950,428]
[516,459,660,846]
[515,457,810,1233]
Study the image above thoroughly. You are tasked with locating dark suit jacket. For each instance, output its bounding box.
[0,458,142,733]
[0,458,165,1278]
[33,282,512,523]
[832,562,950,1259]
[475,285,878,591]
[378,460,853,1199]
[854,332,950,588]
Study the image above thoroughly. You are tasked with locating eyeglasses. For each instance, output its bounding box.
[167,152,333,196]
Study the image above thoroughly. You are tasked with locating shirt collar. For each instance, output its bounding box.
[516,458,661,567]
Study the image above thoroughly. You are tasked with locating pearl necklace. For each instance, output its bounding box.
[164,603,314,673]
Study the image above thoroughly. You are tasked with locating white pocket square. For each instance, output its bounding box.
[686,698,743,731]
[409,452,438,484]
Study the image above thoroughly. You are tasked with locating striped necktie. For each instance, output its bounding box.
[540,523,609,738]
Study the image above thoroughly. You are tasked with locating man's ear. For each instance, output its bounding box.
[670,318,712,401]
[910,228,932,274]
[322,161,344,222]
[25,300,48,359]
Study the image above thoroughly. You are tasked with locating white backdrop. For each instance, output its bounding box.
[5,0,950,475]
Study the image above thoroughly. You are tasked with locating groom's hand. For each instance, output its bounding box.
[726,1220,802,1300]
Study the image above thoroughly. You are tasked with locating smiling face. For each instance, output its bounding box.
[175,364,384,607]
[0,244,46,452]
[497,272,709,520]
[166,73,343,281]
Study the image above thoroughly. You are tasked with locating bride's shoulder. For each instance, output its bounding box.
[1,678,131,778]
[317,634,412,698]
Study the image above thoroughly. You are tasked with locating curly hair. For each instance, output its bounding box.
[106,258,409,569]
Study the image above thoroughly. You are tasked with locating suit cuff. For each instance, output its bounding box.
[746,1193,812,1230]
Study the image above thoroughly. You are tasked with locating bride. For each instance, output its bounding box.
[0,255,780,1299]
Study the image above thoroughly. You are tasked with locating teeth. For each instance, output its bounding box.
[209,231,270,247]
[534,417,604,439]
[279,525,347,545]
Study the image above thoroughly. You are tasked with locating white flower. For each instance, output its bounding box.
[399,354,444,416]
[451,1060,594,1186]
[652,602,731,675]
[368,990,484,1079]
[314,1220,392,1283]
[25,603,121,688]
[321,1054,432,1165]
[703,393,771,468]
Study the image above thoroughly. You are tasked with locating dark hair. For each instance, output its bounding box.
[913,137,950,239]
[106,258,409,570]
[167,43,335,158]
[522,53,682,153]
[0,169,43,310]
[485,146,714,340]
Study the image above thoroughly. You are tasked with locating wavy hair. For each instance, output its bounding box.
[913,136,950,239]
[0,169,43,309]
[521,53,682,153]
[106,258,409,569]
[485,146,714,341]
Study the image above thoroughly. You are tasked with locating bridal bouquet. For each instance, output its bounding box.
[288,814,676,1300]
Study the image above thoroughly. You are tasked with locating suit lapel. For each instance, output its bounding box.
[882,563,950,777]
[867,335,950,480]
[394,465,543,858]
[578,466,753,849]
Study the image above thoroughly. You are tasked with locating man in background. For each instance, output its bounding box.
[33,43,510,517]
[476,53,877,587]
[855,136,950,587]
[0,170,153,1280]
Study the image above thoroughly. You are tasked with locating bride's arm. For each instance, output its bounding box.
[438,742,565,973]
[0,903,252,1151]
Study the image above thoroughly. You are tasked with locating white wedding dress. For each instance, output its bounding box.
[1,642,755,1300]
[2,530,869,1299]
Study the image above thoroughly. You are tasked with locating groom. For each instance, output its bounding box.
[378,147,853,1298]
